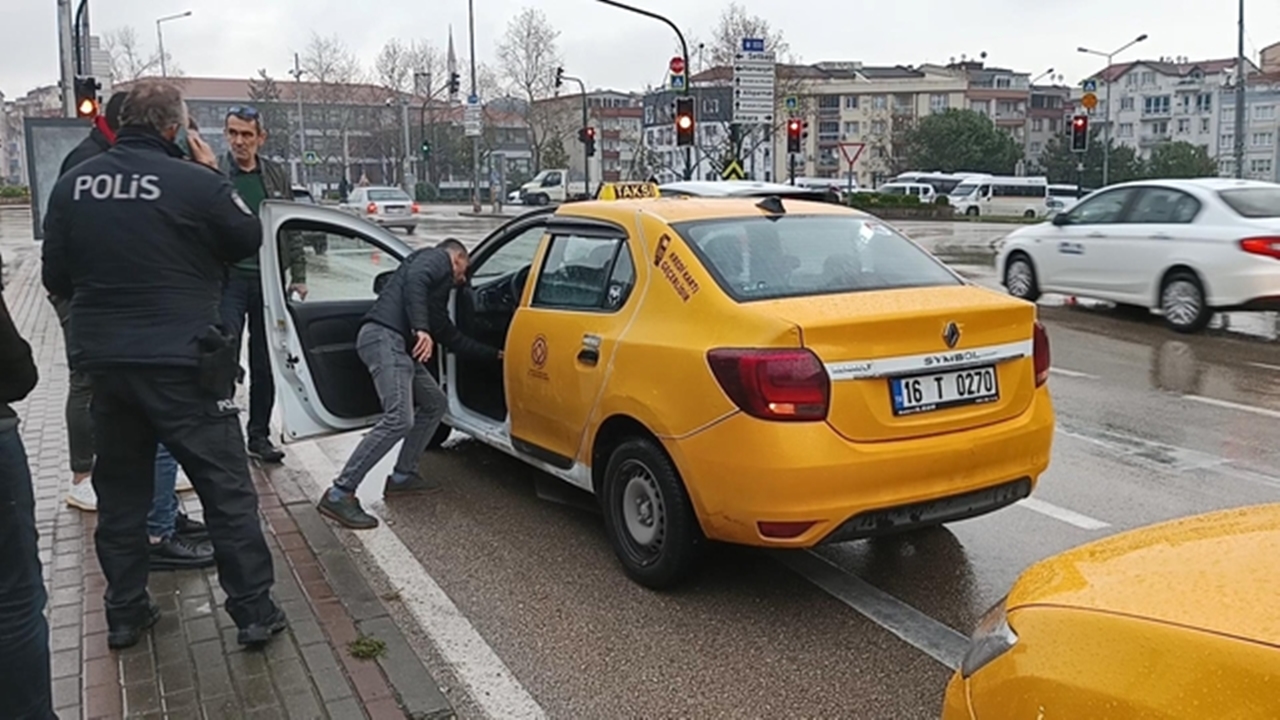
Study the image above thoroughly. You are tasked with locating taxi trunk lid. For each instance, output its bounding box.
[769,285,1040,443]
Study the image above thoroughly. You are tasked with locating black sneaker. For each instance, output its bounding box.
[108,601,161,650]
[247,437,285,464]
[175,513,209,542]
[149,535,216,571]
[237,605,288,648]
[383,471,442,496]
[317,490,379,529]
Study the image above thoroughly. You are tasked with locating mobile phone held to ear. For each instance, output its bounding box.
[175,125,192,158]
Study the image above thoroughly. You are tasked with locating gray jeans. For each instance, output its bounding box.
[335,324,447,492]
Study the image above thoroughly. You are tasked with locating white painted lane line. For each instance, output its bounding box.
[1247,361,1280,372]
[1017,497,1111,530]
[289,440,547,720]
[1184,394,1280,421]
[1049,367,1098,379]
[773,550,969,670]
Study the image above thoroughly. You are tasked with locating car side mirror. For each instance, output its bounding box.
[1052,213,1070,226]
[373,270,395,294]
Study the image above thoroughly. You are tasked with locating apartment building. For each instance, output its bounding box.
[934,61,1032,144]
[641,82,775,184]
[535,90,644,185]
[1086,55,1254,160]
[1217,41,1280,180]
[1026,85,1072,165]
[2,85,63,186]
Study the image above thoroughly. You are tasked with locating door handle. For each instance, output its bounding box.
[577,348,599,366]
[1086,232,1104,238]
[1150,233,1172,240]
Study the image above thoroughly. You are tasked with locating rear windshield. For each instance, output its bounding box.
[368,189,411,202]
[672,215,961,302]
[1218,187,1280,218]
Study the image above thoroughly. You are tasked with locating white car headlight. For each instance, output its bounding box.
[960,597,1018,678]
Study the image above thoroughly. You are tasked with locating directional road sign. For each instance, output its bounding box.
[733,44,776,125]
[464,97,483,138]
[742,38,765,53]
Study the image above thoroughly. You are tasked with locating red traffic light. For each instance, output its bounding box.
[787,119,802,134]
[1073,116,1087,128]
[676,114,693,130]
[77,98,99,118]
[585,127,595,138]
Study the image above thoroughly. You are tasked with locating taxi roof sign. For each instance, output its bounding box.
[597,182,661,200]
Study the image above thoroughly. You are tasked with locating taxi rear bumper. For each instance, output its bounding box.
[666,387,1054,548]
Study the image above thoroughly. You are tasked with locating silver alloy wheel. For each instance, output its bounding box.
[1007,259,1034,298]
[1162,279,1202,327]
[620,460,665,552]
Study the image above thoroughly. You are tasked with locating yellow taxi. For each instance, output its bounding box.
[257,187,1055,588]
[944,503,1280,719]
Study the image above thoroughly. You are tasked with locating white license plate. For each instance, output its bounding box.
[385,206,407,215]
[890,366,999,416]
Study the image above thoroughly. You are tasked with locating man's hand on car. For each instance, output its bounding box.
[289,283,308,300]
[412,330,434,362]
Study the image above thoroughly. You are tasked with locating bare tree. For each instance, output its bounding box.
[247,69,291,161]
[299,33,365,175]
[496,7,563,171]
[705,3,791,68]
[374,38,413,94]
[103,26,181,81]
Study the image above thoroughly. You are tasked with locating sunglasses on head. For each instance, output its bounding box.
[226,105,260,121]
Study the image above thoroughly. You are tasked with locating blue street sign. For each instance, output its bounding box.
[784,96,798,111]
[670,74,686,91]
[742,38,765,53]
[467,94,479,104]
[1082,79,1097,93]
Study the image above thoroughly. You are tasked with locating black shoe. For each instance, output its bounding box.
[237,605,288,648]
[317,490,379,529]
[149,535,216,571]
[383,471,442,496]
[175,513,209,542]
[247,437,285,464]
[108,601,161,650]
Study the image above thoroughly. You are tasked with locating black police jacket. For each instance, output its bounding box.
[59,125,112,178]
[363,245,499,361]
[0,268,37,432]
[41,127,262,370]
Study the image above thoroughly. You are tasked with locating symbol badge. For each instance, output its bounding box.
[942,322,961,349]
[531,335,548,369]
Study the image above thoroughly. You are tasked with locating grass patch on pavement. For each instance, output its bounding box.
[348,635,388,660]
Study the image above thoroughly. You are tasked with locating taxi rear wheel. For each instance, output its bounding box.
[601,438,703,589]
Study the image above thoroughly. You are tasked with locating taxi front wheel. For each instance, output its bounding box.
[601,438,703,589]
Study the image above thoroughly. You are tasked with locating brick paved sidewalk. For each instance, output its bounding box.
[3,236,452,719]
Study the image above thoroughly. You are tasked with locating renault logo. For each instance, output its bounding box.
[943,322,961,349]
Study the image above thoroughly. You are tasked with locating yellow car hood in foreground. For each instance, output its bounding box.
[1008,503,1280,647]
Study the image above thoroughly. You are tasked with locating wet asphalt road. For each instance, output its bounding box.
[6,204,1280,719]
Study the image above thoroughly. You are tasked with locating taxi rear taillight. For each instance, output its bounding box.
[1240,236,1280,260]
[1033,321,1050,387]
[707,348,829,421]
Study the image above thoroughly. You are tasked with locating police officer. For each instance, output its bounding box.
[42,80,285,649]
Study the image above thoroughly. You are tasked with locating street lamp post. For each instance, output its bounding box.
[1079,34,1148,187]
[561,73,590,197]
[155,11,192,78]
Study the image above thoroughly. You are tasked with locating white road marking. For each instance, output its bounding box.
[289,439,547,720]
[773,551,969,669]
[1049,367,1098,379]
[1246,361,1280,372]
[1016,497,1111,530]
[1184,394,1280,420]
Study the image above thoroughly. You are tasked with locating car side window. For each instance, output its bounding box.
[604,244,636,310]
[1064,188,1134,224]
[1127,188,1202,224]
[470,226,547,283]
[532,234,628,312]
[277,222,400,302]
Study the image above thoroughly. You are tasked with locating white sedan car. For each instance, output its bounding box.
[338,186,420,234]
[996,178,1280,333]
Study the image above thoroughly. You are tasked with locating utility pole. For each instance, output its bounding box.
[57,0,77,116]
[1234,0,1247,179]
[400,98,414,194]
[156,11,192,78]
[468,0,482,213]
[562,73,590,197]
[1079,34,1147,186]
[290,53,307,186]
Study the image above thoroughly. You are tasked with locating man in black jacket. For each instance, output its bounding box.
[318,239,502,529]
[0,254,54,718]
[42,80,285,650]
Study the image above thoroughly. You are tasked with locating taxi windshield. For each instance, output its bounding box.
[672,214,961,302]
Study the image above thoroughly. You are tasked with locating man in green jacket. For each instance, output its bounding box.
[218,105,307,463]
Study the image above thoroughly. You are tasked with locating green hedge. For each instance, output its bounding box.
[0,185,30,199]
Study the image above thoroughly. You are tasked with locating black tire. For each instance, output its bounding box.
[534,193,550,206]
[1003,252,1041,302]
[600,438,703,589]
[1159,270,1211,334]
[966,206,980,217]
[425,422,452,450]
[405,225,417,235]
[1023,209,1037,219]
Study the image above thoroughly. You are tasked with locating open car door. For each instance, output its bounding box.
[258,200,413,442]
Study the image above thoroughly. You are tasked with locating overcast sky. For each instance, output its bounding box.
[2,0,1276,100]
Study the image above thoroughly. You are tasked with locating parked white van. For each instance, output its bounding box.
[877,181,937,203]
[950,176,1051,218]
[891,172,989,195]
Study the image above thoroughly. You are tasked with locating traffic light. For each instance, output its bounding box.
[786,118,802,154]
[448,72,460,96]
[74,76,101,118]
[554,67,564,89]
[1071,114,1089,153]
[578,127,596,156]
[674,96,694,147]
[420,139,431,158]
